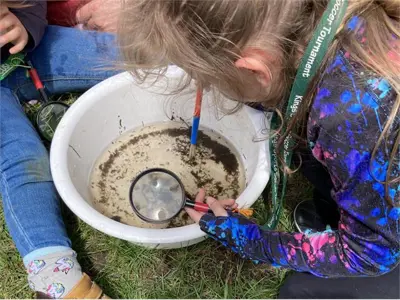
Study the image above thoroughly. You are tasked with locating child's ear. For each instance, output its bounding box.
[235,49,271,87]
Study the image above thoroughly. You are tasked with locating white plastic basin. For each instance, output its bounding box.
[50,67,270,249]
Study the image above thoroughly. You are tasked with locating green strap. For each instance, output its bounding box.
[262,0,348,230]
[0,53,27,81]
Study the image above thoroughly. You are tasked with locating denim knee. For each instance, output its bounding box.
[1,140,52,190]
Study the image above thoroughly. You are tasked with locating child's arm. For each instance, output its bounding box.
[0,1,47,54]
[198,53,400,278]
[199,205,398,278]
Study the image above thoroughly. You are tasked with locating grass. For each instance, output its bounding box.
[0,94,313,299]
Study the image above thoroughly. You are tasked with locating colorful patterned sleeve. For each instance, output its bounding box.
[199,51,400,278]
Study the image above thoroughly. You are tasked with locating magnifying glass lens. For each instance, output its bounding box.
[36,103,68,142]
[130,171,185,222]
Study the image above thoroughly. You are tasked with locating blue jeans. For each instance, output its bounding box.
[0,25,119,265]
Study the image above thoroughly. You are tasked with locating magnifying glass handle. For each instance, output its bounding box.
[185,199,213,213]
[26,60,49,103]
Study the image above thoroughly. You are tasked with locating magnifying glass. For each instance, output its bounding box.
[26,59,69,142]
[129,168,212,224]
[36,101,69,142]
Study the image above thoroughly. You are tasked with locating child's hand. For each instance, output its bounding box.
[76,0,120,32]
[0,3,29,54]
[185,188,238,223]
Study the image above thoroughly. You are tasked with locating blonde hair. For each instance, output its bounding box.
[118,0,400,207]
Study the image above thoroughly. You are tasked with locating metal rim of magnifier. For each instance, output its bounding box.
[36,101,69,142]
[129,168,186,224]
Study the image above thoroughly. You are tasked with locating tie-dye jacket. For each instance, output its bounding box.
[199,17,400,277]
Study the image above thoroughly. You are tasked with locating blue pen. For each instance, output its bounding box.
[189,88,203,159]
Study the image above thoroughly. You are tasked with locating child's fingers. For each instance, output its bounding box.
[9,43,24,54]
[194,188,206,203]
[9,36,27,54]
[185,207,204,223]
[206,197,228,217]
[76,0,96,24]
[186,188,206,223]
[85,18,98,30]
[0,14,17,32]
[188,189,236,222]
[0,26,21,45]
[219,198,238,210]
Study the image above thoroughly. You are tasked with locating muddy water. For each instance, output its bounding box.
[89,122,245,229]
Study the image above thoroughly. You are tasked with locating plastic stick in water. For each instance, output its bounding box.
[189,88,203,160]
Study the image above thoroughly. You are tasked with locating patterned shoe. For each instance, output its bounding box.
[36,273,109,299]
